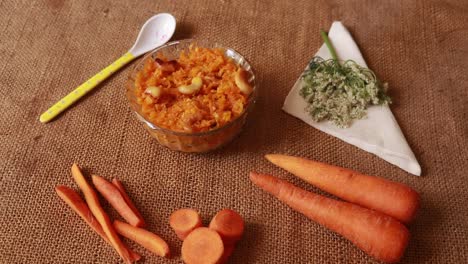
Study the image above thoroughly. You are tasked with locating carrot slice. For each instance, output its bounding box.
[92,175,143,227]
[265,154,420,223]
[169,208,203,240]
[112,179,146,227]
[209,209,244,245]
[250,172,409,263]
[55,185,142,262]
[181,227,224,264]
[71,164,133,263]
[113,220,170,258]
[218,245,234,264]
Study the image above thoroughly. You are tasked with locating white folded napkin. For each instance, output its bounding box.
[283,21,421,176]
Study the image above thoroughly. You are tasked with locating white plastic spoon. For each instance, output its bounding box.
[40,13,176,123]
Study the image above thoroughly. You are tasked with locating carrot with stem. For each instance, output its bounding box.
[181,227,225,264]
[209,209,244,246]
[92,175,144,227]
[265,154,420,223]
[112,178,146,227]
[71,164,133,264]
[113,220,170,258]
[169,208,202,240]
[249,172,409,263]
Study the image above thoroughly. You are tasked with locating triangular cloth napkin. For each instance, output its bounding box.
[283,21,421,176]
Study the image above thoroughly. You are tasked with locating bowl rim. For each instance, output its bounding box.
[127,39,257,137]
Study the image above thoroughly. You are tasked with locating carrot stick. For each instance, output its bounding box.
[55,185,111,243]
[113,220,170,258]
[71,164,133,264]
[112,179,146,227]
[250,172,409,263]
[208,209,244,245]
[128,248,142,262]
[265,154,420,223]
[55,185,142,261]
[92,175,143,227]
[181,227,224,264]
[169,208,202,240]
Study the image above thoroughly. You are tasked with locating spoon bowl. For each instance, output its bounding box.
[129,13,176,56]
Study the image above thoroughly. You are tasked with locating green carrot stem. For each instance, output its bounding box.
[320,29,339,61]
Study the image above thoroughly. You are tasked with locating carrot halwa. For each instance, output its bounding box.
[134,44,252,133]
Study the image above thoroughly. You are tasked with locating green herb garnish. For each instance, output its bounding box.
[300,30,391,128]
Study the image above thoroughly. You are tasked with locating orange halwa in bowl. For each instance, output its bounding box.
[126,39,256,152]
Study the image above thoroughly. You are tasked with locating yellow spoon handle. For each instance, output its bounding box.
[39,52,136,123]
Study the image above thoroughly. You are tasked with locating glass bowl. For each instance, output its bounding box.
[126,39,257,153]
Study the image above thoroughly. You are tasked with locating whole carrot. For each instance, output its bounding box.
[265,154,420,223]
[249,172,409,263]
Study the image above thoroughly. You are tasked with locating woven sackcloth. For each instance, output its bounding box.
[1,0,467,263]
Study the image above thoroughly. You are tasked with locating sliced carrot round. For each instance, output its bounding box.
[218,244,235,264]
[209,209,244,245]
[169,208,202,240]
[182,227,224,264]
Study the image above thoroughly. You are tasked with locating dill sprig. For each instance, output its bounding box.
[299,30,391,128]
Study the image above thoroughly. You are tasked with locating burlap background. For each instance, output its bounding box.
[1,0,467,263]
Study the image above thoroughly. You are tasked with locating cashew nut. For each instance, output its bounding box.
[234,69,253,95]
[178,76,203,95]
[144,86,162,98]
